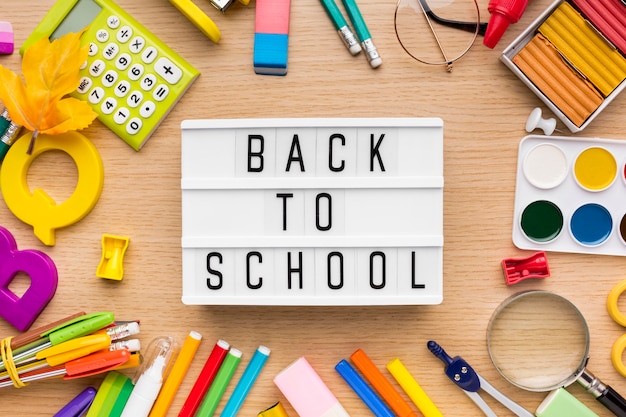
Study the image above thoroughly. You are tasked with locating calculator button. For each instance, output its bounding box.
[89,60,106,77]
[96,29,109,43]
[129,36,145,54]
[88,43,98,56]
[128,63,144,81]
[88,87,105,104]
[102,70,118,88]
[140,73,157,91]
[153,84,170,102]
[114,80,131,98]
[126,118,143,135]
[102,43,120,60]
[77,77,92,94]
[80,60,88,70]
[115,53,131,71]
[127,91,144,108]
[117,26,133,43]
[141,46,158,64]
[139,101,156,118]
[114,107,130,124]
[107,16,121,29]
[155,58,183,84]
[101,97,118,115]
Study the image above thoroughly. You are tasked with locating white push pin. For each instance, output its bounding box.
[525,107,557,135]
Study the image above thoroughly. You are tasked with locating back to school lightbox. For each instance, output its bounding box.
[181,118,443,305]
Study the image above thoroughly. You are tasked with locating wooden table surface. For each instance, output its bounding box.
[2,0,626,416]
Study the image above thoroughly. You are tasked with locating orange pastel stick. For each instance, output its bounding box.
[350,349,419,417]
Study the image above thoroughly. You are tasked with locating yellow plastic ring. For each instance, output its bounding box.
[168,0,221,43]
[613,334,626,378]
[608,280,626,327]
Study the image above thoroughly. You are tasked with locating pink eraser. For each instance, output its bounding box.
[255,0,290,35]
[0,22,14,55]
[274,357,350,417]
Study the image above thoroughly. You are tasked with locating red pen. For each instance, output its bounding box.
[178,339,230,417]
[0,349,130,388]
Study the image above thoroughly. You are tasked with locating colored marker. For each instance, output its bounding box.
[386,358,443,417]
[274,357,350,417]
[350,349,420,417]
[178,339,230,417]
[195,347,242,417]
[318,0,361,55]
[149,331,203,417]
[335,359,394,417]
[53,386,97,417]
[221,345,271,417]
[120,336,177,417]
[86,371,131,417]
[340,0,382,68]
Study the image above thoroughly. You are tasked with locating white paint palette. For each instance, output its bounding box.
[181,118,444,305]
[513,135,626,256]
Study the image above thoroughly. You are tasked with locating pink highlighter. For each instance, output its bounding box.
[483,0,530,48]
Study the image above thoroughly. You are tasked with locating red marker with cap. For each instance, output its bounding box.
[483,0,530,48]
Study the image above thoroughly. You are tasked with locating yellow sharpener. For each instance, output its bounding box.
[97,234,130,281]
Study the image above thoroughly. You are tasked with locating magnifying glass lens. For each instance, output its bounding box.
[487,291,589,391]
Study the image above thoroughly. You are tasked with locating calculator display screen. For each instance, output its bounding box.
[51,0,102,40]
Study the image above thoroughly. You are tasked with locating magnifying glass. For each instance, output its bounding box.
[487,290,626,417]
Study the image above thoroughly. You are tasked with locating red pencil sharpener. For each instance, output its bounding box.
[501,251,550,285]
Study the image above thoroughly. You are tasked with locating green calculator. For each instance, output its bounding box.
[21,0,200,151]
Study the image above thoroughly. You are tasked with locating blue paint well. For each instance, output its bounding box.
[570,203,613,246]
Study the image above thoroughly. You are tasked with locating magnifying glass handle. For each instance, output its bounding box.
[578,370,626,417]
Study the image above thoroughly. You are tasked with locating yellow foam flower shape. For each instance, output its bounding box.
[0,29,97,154]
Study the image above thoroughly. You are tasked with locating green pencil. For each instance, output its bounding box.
[195,348,242,417]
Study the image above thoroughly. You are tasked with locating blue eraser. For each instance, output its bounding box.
[253,33,289,76]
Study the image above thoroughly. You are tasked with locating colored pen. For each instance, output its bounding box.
[335,359,395,417]
[149,331,203,417]
[340,0,382,68]
[178,339,230,417]
[53,386,97,417]
[0,349,130,388]
[319,0,362,55]
[2,312,115,368]
[10,311,86,351]
[350,349,420,417]
[196,347,242,417]
[121,336,178,417]
[387,358,443,417]
[221,345,271,417]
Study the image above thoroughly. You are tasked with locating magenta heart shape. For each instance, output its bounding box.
[0,226,58,331]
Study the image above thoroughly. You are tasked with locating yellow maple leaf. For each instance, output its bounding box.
[0,29,97,154]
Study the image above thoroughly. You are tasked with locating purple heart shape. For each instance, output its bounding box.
[0,226,58,331]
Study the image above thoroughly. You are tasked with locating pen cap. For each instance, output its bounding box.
[131,336,178,384]
[483,0,530,48]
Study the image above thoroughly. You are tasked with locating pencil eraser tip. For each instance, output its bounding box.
[349,44,362,55]
[369,57,383,68]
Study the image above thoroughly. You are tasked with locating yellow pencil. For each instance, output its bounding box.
[386,358,443,417]
[149,331,203,417]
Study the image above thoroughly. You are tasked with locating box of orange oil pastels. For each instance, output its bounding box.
[501,0,626,132]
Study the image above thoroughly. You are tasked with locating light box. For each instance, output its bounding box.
[181,118,444,305]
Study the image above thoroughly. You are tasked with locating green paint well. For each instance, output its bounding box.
[520,200,563,242]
